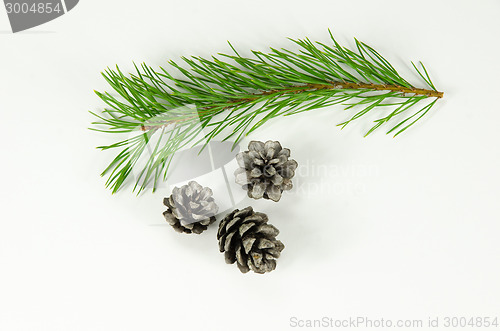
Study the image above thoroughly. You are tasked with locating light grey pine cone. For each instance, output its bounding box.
[217,206,285,274]
[235,140,298,202]
[163,181,218,234]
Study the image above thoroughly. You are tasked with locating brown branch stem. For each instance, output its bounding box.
[140,82,443,131]
[241,81,444,100]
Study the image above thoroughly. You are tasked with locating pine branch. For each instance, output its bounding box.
[91,30,444,194]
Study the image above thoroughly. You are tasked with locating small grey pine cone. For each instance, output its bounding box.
[235,140,298,202]
[217,206,285,274]
[163,181,218,234]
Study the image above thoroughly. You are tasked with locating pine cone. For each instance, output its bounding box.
[234,140,298,202]
[163,181,218,234]
[217,206,285,274]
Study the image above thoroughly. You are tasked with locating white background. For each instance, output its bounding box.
[1,1,499,330]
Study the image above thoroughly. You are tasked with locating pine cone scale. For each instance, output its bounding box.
[257,224,279,236]
[271,174,283,185]
[242,237,257,254]
[224,231,236,253]
[238,222,256,237]
[258,238,276,250]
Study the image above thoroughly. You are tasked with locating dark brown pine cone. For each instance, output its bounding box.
[234,140,298,202]
[217,206,285,274]
[163,181,218,234]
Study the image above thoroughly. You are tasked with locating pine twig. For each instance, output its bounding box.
[91,30,444,194]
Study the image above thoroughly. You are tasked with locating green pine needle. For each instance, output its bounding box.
[91,30,444,194]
